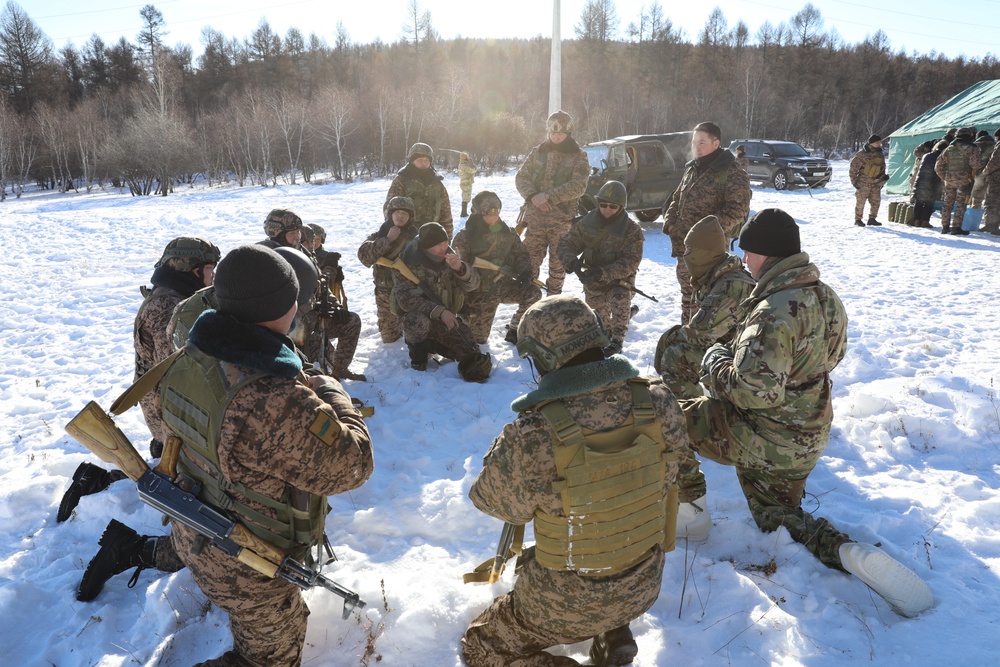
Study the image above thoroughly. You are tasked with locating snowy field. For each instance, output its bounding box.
[1,161,999,666]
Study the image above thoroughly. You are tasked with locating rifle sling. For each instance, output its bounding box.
[109,348,185,415]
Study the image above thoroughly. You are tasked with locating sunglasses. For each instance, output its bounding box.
[482,206,500,214]
[598,202,621,211]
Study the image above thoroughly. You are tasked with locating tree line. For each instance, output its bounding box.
[0,0,997,198]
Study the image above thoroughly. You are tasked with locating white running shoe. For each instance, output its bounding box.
[676,495,712,542]
[838,542,933,617]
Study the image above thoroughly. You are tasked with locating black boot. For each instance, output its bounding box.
[866,217,882,226]
[854,218,865,227]
[57,462,128,522]
[590,625,638,666]
[458,352,493,383]
[77,519,157,602]
[408,341,429,371]
[603,339,624,356]
[461,201,469,217]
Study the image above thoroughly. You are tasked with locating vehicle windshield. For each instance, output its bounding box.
[768,143,810,157]
[583,146,608,170]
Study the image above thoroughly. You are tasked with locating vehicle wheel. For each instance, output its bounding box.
[772,170,788,190]
[635,209,660,223]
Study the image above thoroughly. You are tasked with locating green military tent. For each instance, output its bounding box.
[886,79,1000,195]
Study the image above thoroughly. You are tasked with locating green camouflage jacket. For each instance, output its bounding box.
[392,237,481,320]
[357,220,419,291]
[384,164,454,236]
[703,253,847,450]
[849,144,887,188]
[556,207,644,294]
[453,214,532,296]
[934,139,984,188]
[515,138,591,227]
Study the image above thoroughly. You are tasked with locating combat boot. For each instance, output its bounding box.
[408,341,429,371]
[461,201,469,218]
[603,339,623,356]
[57,462,128,522]
[951,227,969,236]
[940,225,950,234]
[334,369,368,382]
[866,217,882,226]
[590,625,638,666]
[457,352,493,383]
[854,219,865,227]
[676,494,711,542]
[503,325,518,345]
[838,542,933,617]
[77,519,158,602]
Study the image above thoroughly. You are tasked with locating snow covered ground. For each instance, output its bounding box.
[2,161,999,666]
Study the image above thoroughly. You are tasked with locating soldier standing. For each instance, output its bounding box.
[734,144,750,172]
[971,130,996,208]
[458,152,476,218]
[848,134,888,227]
[515,110,591,294]
[681,208,933,618]
[935,126,985,235]
[557,181,644,356]
[981,131,1000,235]
[384,142,454,237]
[392,222,492,382]
[358,196,420,343]
[912,140,949,229]
[452,191,541,345]
[462,295,689,667]
[661,121,751,323]
[161,245,374,667]
[654,216,755,400]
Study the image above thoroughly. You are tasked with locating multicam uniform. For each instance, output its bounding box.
[849,143,887,223]
[934,136,984,232]
[679,252,853,569]
[453,214,541,344]
[982,144,1000,233]
[463,354,687,667]
[384,164,454,237]
[661,150,752,322]
[165,311,373,666]
[556,207,644,348]
[515,139,590,294]
[357,218,419,343]
[654,254,755,399]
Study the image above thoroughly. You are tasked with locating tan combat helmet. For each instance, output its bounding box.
[263,209,303,239]
[546,110,574,135]
[407,142,434,162]
[386,196,416,221]
[516,295,610,373]
[155,237,221,272]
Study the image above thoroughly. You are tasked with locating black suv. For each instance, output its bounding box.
[729,139,832,190]
[582,132,692,221]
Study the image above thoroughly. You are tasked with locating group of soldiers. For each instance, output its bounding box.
[853,126,1000,235]
[58,113,935,667]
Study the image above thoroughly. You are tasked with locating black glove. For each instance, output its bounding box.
[324,307,352,326]
[564,257,582,274]
[579,267,603,285]
[700,343,732,376]
[517,270,533,286]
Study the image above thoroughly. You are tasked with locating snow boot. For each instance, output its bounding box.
[676,494,711,542]
[503,325,519,345]
[838,542,933,617]
[457,352,493,383]
[590,625,638,666]
[408,341,429,371]
[57,462,127,522]
[951,227,969,236]
[854,219,865,227]
[461,201,469,218]
[940,225,950,234]
[866,217,882,226]
[77,519,158,602]
[334,369,368,382]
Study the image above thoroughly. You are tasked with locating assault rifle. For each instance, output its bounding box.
[617,280,658,302]
[65,401,366,620]
[463,521,524,584]
[470,257,551,293]
[513,202,528,237]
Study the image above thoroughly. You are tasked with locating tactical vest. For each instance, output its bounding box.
[160,344,328,562]
[578,212,629,267]
[390,259,465,316]
[942,144,970,181]
[403,177,444,224]
[862,153,885,178]
[531,379,678,576]
[170,286,218,350]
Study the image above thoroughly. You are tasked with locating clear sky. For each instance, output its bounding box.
[26,0,1000,62]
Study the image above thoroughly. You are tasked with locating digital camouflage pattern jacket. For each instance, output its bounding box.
[662,149,751,256]
[392,237,481,320]
[849,144,887,189]
[701,253,847,454]
[357,219,420,291]
[453,214,532,297]
[515,138,591,227]
[556,207,644,295]
[934,138,984,188]
[384,164,454,236]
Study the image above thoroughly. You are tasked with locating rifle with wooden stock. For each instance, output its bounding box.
[470,257,550,293]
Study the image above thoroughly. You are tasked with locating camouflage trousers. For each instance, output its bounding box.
[971,177,987,208]
[373,288,403,343]
[584,284,634,345]
[171,522,309,666]
[941,184,973,229]
[854,181,882,220]
[654,325,704,400]
[295,309,362,376]
[678,397,852,570]
[153,534,186,572]
[524,219,573,294]
[403,311,480,360]
[675,259,696,324]
[465,281,543,344]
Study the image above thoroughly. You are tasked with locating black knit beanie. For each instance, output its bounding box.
[214,245,299,323]
[868,134,881,144]
[738,209,800,258]
[418,222,449,249]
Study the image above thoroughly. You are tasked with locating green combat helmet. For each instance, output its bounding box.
[307,223,326,244]
[155,237,221,273]
[595,180,627,209]
[407,143,434,162]
[386,196,416,221]
[546,110,574,135]
[470,191,502,215]
[263,208,303,239]
[516,294,610,374]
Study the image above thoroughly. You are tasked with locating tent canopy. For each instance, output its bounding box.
[885,79,1000,195]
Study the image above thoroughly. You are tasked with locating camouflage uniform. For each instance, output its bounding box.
[459,154,476,206]
[935,134,984,232]
[462,296,688,667]
[848,144,887,223]
[679,252,853,569]
[556,207,644,348]
[392,236,483,364]
[384,165,454,237]
[168,311,374,667]
[515,139,590,294]
[982,144,1000,233]
[291,307,362,377]
[453,213,541,344]
[735,154,750,172]
[655,253,755,399]
[971,134,996,208]
[661,150,752,322]
[358,219,419,343]
[907,142,932,204]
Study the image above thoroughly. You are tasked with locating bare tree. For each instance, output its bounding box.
[270,91,308,183]
[312,83,357,181]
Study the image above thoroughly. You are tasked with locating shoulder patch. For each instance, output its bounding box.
[309,408,343,446]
